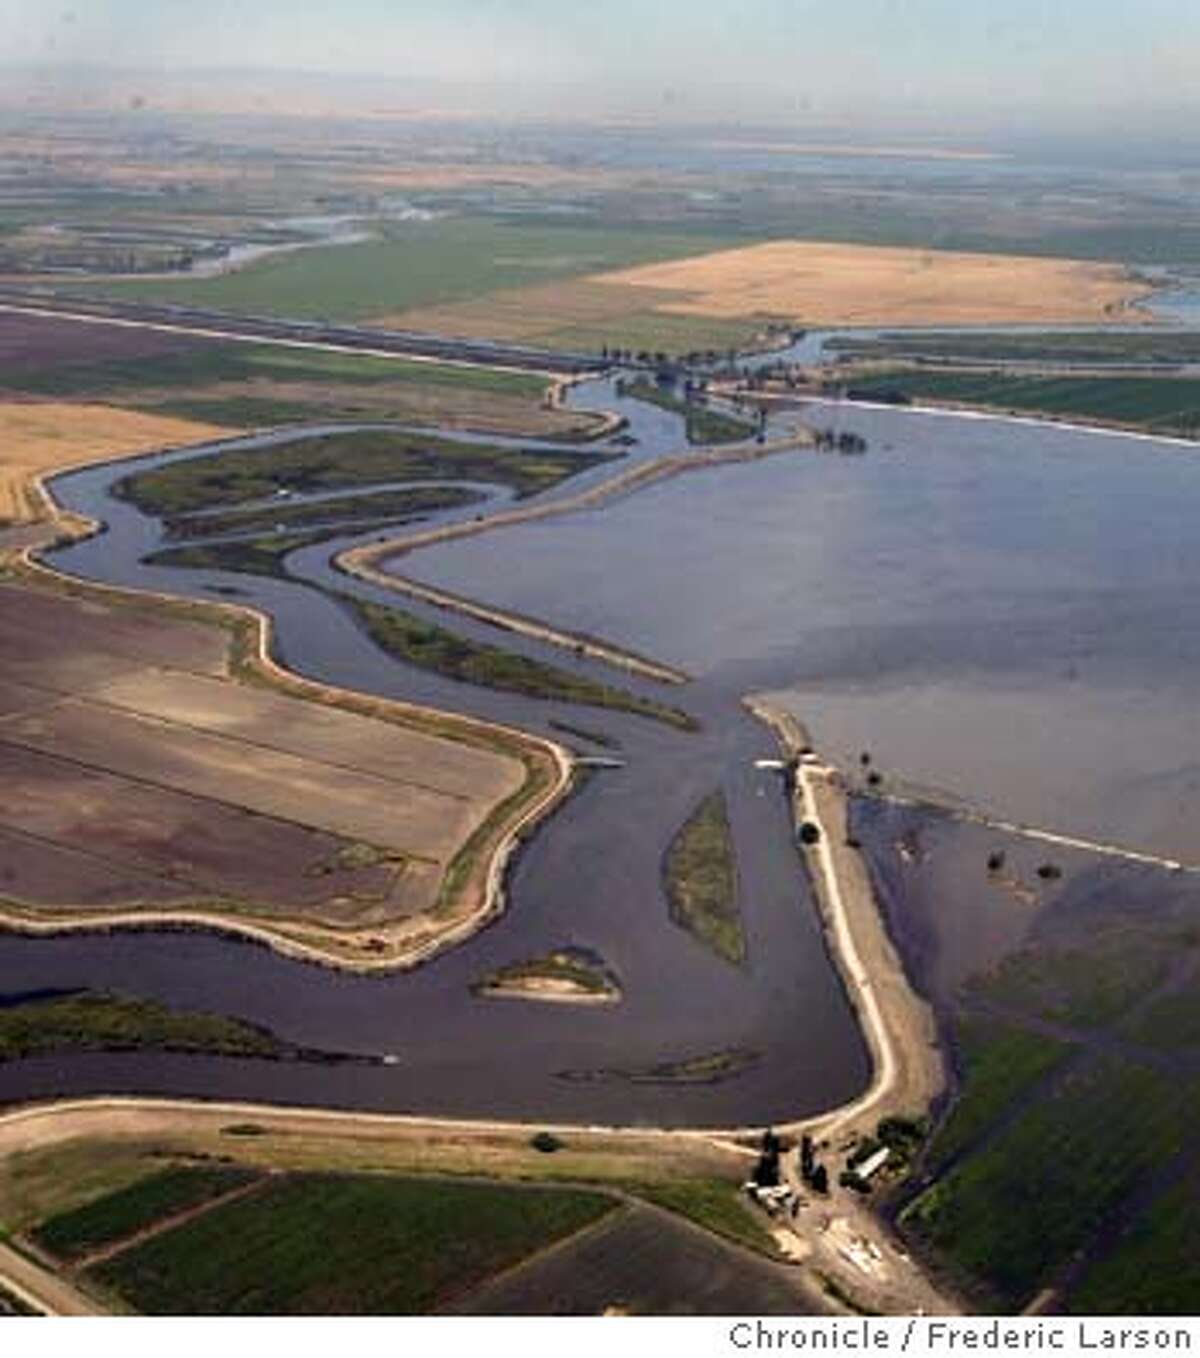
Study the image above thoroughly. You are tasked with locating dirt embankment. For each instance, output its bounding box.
[745,697,944,1141]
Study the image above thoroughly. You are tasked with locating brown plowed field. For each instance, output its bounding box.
[0,309,207,371]
[0,583,525,926]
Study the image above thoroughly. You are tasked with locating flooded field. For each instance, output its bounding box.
[409,402,1200,863]
[4,381,1199,1128]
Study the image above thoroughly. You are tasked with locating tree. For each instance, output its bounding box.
[810,1164,829,1195]
[986,850,1006,873]
[531,1131,563,1153]
[798,821,821,846]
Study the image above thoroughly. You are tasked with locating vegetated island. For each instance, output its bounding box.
[147,529,364,579]
[663,790,747,964]
[113,428,617,517]
[0,560,569,975]
[0,990,368,1066]
[471,946,621,1004]
[558,1046,761,1086]
[340,594,699,733]
[160,484,487,541]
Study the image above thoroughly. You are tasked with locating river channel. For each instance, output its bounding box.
[3,372,1200,1127]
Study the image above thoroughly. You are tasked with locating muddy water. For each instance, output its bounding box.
[409,403,1200,864]
[6,389,1197,1125]
[0,405,868,1126]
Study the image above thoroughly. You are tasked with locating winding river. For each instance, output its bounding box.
[4,367,1200,1129]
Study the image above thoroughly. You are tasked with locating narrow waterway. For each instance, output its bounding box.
[5,369,1200,1127]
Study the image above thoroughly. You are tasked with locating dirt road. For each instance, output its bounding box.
[0,1241,104,1316]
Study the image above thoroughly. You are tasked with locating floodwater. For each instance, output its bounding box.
[4,386,1199,1125]
[409,402,1200,864]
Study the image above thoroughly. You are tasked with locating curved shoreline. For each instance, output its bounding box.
[5,382,1177,1134]
[337,427,814,681]
[744,698,944,1141]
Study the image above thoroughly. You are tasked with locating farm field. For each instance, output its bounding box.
[0,310,596,440]
[0,578,539,955]
[32,1165,262,1263]
[848,369,1200,435]
[445,1201,816,1315]
[598,240,1149,327]
[74,220,743,323]
[0,402,231,524]
[827,330,1200,365]
[85,1173,617,1314]
[860,803,1200,1313]
[386,277,769,355]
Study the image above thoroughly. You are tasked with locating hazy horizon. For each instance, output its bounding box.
[2,0,1198,134]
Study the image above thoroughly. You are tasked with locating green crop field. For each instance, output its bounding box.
[896,904,1200,1311]
[1069,1166,1200,1314]
[116,428,613,516]
[87,1173,617,1314]
[829,331,1200,366]
[964,934,1173,1029]
[851,369,1200,435]
[923,1020,1077,1172]
[32,1166,261,1263]
[74,220,742,321]
[1118,986,1200,1051]
[906,1056,1197,1307]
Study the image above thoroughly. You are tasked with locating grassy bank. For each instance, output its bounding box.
[663,791,745,964]
[343,595,698,733]
[116,429,614,516]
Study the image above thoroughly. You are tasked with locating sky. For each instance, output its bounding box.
[3,0,1199,126]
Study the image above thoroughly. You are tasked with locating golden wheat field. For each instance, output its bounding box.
[592,239,1151,327]
[0,403,232,522]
